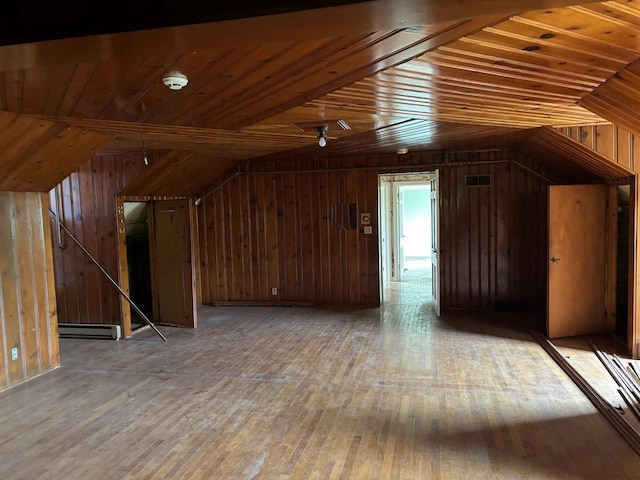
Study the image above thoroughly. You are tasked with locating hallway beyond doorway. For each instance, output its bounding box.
[383,257,432,305]
[379,172,434,307]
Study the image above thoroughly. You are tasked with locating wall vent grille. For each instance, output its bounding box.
[465,174,491,187]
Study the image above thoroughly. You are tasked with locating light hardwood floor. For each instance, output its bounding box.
[1,302,640,479]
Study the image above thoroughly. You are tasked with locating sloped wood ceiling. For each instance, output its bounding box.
[518,126,635,183]
[254,1,640,134]
[254,119,527,157]
[580,57,640,135]
[7,26,469,127]
[0,0,597,71]
[119,151,237,197]
[0,111,111,191]
[3,1,640,193]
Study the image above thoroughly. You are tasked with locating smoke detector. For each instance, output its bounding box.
[162,71,189,90]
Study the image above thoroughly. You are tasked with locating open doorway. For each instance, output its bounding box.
[379,172,434,306]
[118,198,198,337]
[123,202,153,331]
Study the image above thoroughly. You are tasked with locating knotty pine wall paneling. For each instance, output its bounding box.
[511,161,548,309]
[0,192,59,390]
[346,171,360,303]
[50,151,175,325]
[201,150,544,309]
[440,161,497,309]
[198,169,380,305]
[557,125,640,175]
[327,171,345,304]
[439,153,547,310]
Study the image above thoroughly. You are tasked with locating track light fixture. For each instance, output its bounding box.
[314,125,329,147]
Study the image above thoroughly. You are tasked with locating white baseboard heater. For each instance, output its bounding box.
[58,323,121,340]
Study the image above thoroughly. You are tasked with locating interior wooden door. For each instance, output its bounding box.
[548,184,607,338]
[430,171,441,316]
[378,181,390,288]
[153,199,196,328]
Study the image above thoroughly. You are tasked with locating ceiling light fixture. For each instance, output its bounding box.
[162,71,189,90]
[314,125,329,147]
[141,133,148,165]
[396,147,409,155]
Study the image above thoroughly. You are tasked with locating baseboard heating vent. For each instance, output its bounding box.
[58,324,121,340]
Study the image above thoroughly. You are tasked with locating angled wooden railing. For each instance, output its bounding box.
[49,210,167,342]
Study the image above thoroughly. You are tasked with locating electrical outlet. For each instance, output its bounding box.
[271,287,278,296]
[11,347,18,361]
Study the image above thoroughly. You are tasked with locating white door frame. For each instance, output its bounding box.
[431,170,441,316]
[378,173,436,304]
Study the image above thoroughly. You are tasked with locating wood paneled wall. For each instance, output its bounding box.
[439,157,547,310]
[557,124,640,175]
[0,192,59,390]
[50,151,168,325]
[199,170,380,305]
[200,149,548,309]
[52,146,549,321]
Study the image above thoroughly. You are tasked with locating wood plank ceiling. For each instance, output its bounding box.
[2,0,640,193]
[0,111,111,191]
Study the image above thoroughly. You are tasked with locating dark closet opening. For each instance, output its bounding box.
[616,185,630,341]
[124,202,153,330]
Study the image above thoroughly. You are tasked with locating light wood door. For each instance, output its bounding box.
[548,185,607,338]
[430,171,441,317]
[153,199,196,328]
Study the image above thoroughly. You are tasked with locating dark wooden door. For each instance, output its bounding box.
[547,185,607,338]
[153,199,196,328]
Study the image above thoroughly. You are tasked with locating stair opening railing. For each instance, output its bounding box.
[49,210,167,342]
